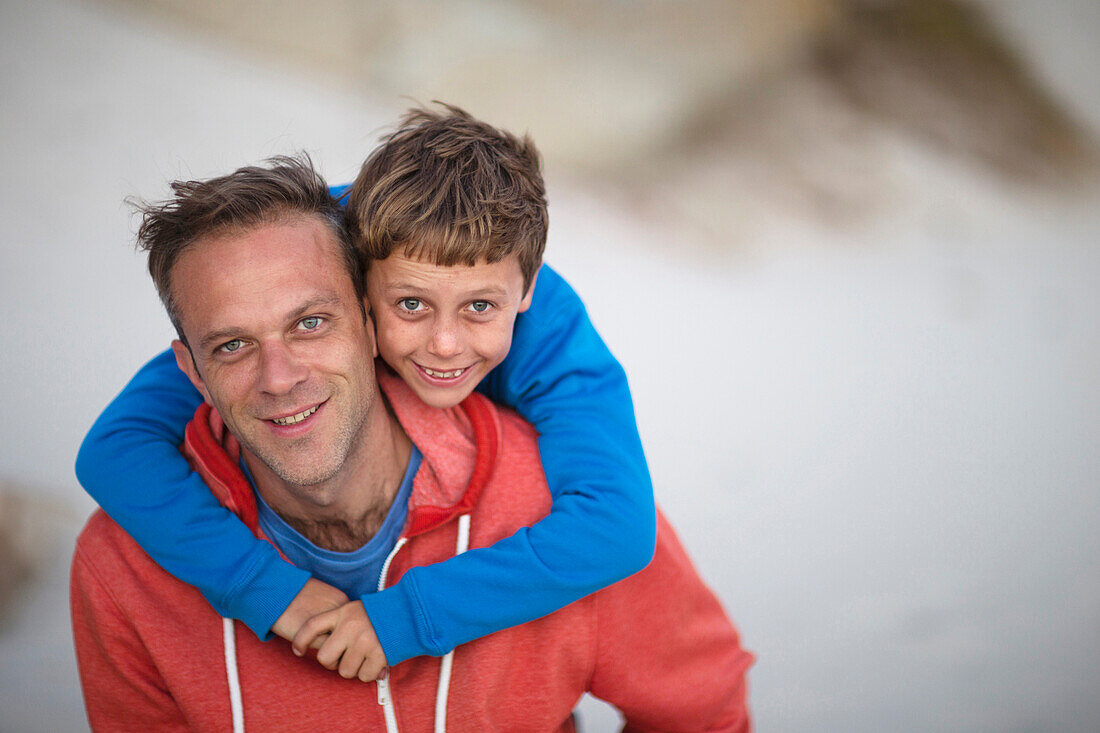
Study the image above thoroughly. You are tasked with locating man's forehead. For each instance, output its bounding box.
[170,218,358,340]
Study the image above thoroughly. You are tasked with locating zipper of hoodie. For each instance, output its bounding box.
[376,536,408,733]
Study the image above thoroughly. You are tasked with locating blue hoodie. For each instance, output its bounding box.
[75,262,656,665]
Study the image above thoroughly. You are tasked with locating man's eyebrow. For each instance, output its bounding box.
[198,327,244,353]
[285,294,344,321]
[196,294,345,352]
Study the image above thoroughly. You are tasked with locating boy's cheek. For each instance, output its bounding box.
[375,328,412,364]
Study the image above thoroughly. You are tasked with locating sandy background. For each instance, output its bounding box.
[1,0,1098,730]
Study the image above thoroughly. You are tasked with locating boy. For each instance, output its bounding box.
[76,104,656,679]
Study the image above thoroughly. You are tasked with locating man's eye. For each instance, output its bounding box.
[468,301,491,313]
[399,298,423,312]
[299,316,322,330]
[219,339,243,354]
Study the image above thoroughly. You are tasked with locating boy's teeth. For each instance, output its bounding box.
[423,367,465,379]
[272,405,319,426]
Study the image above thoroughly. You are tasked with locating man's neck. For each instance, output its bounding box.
[244,397,413,552]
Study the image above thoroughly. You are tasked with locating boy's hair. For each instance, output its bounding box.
[347,103,548,292]
[135,154,363,344]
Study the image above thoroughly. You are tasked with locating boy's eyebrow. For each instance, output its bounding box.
[197,293,344,352]
[382,280,511,299]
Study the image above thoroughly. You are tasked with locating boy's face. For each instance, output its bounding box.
[366,250,536,409]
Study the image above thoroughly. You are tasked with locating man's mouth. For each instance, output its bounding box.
[271,404,320,426]
[421,366,466,380]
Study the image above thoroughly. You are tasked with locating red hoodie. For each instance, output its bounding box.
[71,373,752,732]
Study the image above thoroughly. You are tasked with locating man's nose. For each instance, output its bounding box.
[426,316,462,359]
[257,342,309,394]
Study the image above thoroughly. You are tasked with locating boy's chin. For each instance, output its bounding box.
[411,384,476,410]
[404,378,473,407]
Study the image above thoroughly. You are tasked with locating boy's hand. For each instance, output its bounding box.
[271,578,349,642]
[292,600,389,682]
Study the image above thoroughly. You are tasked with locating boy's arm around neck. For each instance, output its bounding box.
[479,263,658,576]
[75,349,310,638]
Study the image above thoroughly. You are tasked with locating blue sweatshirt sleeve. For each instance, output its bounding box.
[74,350,310,639]
[361,263,657,663]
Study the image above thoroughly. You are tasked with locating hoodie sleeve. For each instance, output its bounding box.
[589,510,753,732]
[362,263,658,664]
[480,264,658,581]
[74,350,310,639]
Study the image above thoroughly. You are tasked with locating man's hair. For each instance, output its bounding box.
[347,103,548,291]
[135,154,363,344]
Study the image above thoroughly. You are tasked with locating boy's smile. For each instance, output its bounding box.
[367,250,536,409]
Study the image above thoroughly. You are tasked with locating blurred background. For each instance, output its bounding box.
[1,0,1098,730]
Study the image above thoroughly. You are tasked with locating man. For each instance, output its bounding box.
[70,156,752,731]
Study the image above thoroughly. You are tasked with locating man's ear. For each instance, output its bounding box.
[518,267,539,313]
[171,340,213,405]
[362,296,379,358]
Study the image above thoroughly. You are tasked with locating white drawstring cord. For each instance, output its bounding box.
[223,617,245,733]
[434,514,471,733]
[377,537,409,733]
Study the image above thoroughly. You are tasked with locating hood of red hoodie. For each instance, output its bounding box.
[180,368,501,540]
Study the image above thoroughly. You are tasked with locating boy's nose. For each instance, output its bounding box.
[257,342,309,394]
[427,318,462,359]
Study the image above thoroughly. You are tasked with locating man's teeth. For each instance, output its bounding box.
[423,367,465,379]
[272,405,319,426]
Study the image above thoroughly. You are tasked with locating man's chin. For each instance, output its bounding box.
[242,444,343,491]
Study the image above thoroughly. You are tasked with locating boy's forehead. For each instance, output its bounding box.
[368,251,525,293]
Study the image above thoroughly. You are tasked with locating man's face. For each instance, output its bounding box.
[366,250,535,409]
[170,217,378,497]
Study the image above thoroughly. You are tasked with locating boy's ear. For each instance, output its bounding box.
[171,340,213,405]
[518,268,539,313]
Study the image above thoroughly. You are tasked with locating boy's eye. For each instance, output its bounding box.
[468,301,492,313]
[219,339,243,354]
[298,316,323,331]
[398,298,424,312]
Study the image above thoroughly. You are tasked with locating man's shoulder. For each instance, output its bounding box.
[75,509,135,563]
[489,398,540,444]
[72,509,176,600]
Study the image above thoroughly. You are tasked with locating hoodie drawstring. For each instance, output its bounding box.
[434,513,471,732]
[222,514,473,733]
[377,537,408,733]
[223,617,245,732]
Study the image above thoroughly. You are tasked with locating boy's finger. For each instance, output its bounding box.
[315,634,345,670]
[292,632,329,656]
[360,664,388,684]
[338,649,364,679]
[292,612,337,655]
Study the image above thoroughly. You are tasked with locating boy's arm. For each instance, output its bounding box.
[360,264,658,664]
[480,262,657,571]
[75,350,310,639]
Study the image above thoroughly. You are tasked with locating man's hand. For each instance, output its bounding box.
[270,578,349,643]
[292,601,389,682]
